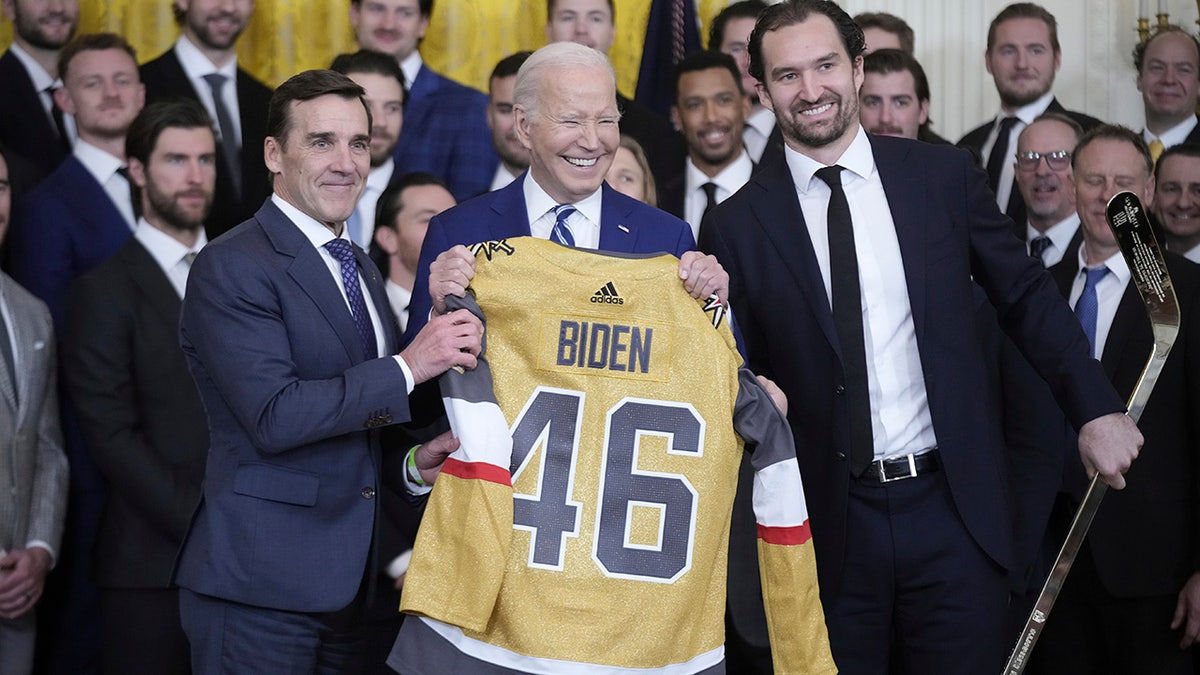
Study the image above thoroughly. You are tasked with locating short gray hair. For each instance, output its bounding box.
[513,42,616,120]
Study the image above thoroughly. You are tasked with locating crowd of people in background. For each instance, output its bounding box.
[0,0,1197,673]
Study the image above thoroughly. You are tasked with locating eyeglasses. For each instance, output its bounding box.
[1016,150,1071,172]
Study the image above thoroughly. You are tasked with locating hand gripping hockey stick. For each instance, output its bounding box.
[1002,191,1181,675]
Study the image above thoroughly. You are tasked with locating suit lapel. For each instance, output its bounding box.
[872,137,928,343]
[356,245,399,353]
[598,184,638,251]
[487,177,533,240]
[749,161,840,356]
[121,241,184,330]
[0,284,17,413]
[257,202,365,364]
[1100,282,1148,385]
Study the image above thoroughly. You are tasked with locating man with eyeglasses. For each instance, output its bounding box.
[1013,113,1084,267]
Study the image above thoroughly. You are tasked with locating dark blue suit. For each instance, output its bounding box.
[393,65,496,202]
[176,199,410,618]
[404,175,695,343]
[700,134,1122,674]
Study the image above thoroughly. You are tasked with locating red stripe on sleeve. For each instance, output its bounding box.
[757,521,812,546]
[441,457,512,486]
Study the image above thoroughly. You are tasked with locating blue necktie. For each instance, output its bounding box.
[323,239,378,361]
[552,205,576,247]
[1075,266,1110,358]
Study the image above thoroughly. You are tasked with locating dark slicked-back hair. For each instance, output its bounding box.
[267,70,370,148]
[375,171,450,233]
[862,48,929,102]
[854,11,914,54]
[330,49,408,106]
[1155,142,1200,182]
[59,32,138,83]
[749,0,864,83]
[1133,24,1200,74]
[708,1,767,49]
[491,51,533,82]
[987,3,1060,54]
[546,0,614,21]
[350,0,434,17]
[126,99,214,166]
[1072,124,1153,178]
[675,50,744,98]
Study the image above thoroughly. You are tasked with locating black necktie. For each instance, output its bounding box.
[115,166,141,222]
[44,85,70,152]
[0,308,17,405]
[701,182,719,217]
[203,73,242,198]
[985,116,1019,195]
[814,165,873,476]
[1030,235,1052,265]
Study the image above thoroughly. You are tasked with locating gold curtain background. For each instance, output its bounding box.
[1,0,732,95]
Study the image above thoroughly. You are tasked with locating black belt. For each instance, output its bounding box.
[858,449,940,483]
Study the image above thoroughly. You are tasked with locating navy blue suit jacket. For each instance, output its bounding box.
[404,175,696,343]
[0,49,69,178]
[393,64,496,202]
[176,199,412,612]
[9,155,132,328]
[700,134,1123,601]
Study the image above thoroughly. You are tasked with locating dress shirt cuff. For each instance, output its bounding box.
[25,541,56,569]
[392,355,416,395]
[386,549,413,580]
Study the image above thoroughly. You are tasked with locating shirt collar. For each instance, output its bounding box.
[174,35,238,80]
[1145,115,1199,146]
[1075,245,1131,286]
[272,193,349,249]
[134,218,207,272]
[746,106,775,136]
[1000,91,1056,126]
[784,124,876,193]
[8,42,55,91]
[399,51,423,92]
[685,149,753,196]
[367,158,394,193]
[522,172,602,228]
[73,139,125,185]
[1028,212,1080,247]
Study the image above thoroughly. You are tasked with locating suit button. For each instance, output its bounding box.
[835,385,845,395]
[361,487,376,499]
[836,452,847,460]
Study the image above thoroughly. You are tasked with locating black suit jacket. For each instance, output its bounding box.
[958,98,1103,231]
[140,49,273,240]
[700,134,1122,609]
[62,238,209,588]
[1049,253,1200,598]
[0,49,69,178]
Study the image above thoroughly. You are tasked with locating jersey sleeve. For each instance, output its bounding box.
[398,292,514,632]
[734,367,838,674]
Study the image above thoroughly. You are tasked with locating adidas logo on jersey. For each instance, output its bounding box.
[591,281,624,305]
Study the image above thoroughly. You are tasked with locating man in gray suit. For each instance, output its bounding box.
[0,145,70,675]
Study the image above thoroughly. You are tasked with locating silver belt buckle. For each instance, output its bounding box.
[878,453,919,483]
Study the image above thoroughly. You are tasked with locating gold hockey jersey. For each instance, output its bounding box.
[397,237,834,674]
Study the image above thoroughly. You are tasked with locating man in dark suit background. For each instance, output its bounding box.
[711,1,776,166]
[699,2,1141,672]
[1154,144,1200,264]
[62,99,215,675]
[658,50,753,241]
[0,0,78,178]
[139,0,273,240]
[484,51,532,192]
[350,0,496,201]
[1134,27,1200,160]
[1029,125,1200,674]
[958,3,1102,229]
[406,41,727,345]
[175,69,483,673]
[1012,113,1084,266]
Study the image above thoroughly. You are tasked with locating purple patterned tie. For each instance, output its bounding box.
[323,238,378,361]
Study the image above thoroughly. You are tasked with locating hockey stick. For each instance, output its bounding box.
[1002,191,1181,675]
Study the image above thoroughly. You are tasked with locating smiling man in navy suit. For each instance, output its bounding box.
[699,2,1143,673]
[175,69,483,674]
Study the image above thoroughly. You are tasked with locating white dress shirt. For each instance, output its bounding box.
[1180,242,1200,264]
[1067,248,1130,360]
[743,106,776,164]
[523,173,602,250]
[73,140,136,230]
[386,279,412,334]
[1026,213,1080,268]
[490,163,520,192]
[272,195,414,390]
[1143,115,1198,149]
[683,150,753,241]
[785,125,938,460]
[351,158,395,250]
[978,91,1055,212]
[9,42,76,144]
[399,52,423,93]
[174,35,242,147]
[134,219,207,298]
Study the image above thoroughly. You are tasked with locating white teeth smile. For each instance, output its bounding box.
[802,103,833,116]
[565,157,597,167]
